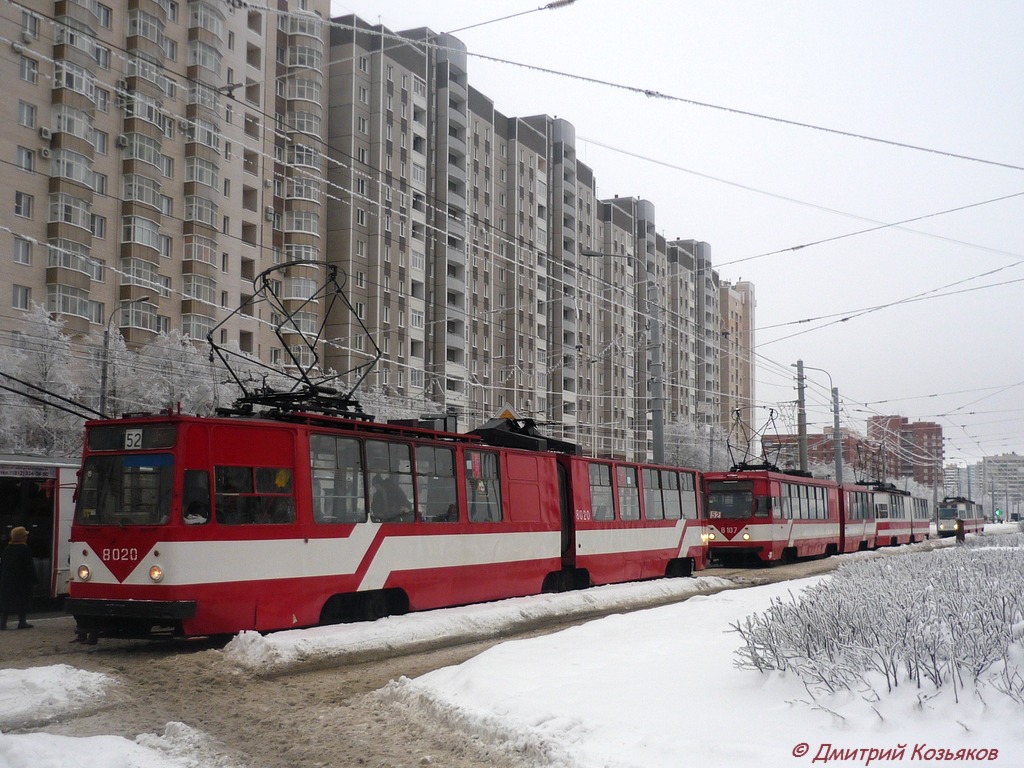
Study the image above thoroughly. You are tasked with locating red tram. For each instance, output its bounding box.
[863,482,931,546]
[65,412,706,639]
[703,468,842,564]
[703,468,933,565]
[936,496,984,538]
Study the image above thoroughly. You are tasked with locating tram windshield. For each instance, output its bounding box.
[706,480,760,519]
[75,453,174,526]
[937,507,960,520]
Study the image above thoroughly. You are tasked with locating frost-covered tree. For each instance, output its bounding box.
[0,304,85,456]
[664,420,733,471]
[123,330,230,416]
[358,385,440,424]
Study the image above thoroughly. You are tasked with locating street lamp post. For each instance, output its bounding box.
[99,296,151,417]
[582,249,664,464]
[792,360,843,486]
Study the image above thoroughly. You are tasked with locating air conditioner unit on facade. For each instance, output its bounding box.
[179,119,189,131]
[117,79,128,91]
[40,147,51,159]
[264,207,275,221]
[39,126,52,141]
[116,134,128,148]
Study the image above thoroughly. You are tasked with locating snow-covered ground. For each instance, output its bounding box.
[2,529,1022,767]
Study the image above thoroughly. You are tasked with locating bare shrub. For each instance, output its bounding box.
[733,534,1024,705]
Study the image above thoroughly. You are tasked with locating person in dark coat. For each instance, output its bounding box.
[0,526,37,630]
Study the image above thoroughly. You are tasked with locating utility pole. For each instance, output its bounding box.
[795,359,808,472]
[831,386,843,486]
[793,360,842,484]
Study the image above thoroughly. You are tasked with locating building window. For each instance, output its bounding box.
[13,285,30,310]
[16,147,34,172]
[19,57,37,84]
[14,192,33,218]
[13,238,31,265]
[18,102,35,128]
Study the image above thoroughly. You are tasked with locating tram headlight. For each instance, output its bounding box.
[149,565,165,583]
[742,533,751,541]
[77,565,91,582]
[708,532,716,541]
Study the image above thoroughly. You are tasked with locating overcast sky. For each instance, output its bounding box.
[329,1,1024,466]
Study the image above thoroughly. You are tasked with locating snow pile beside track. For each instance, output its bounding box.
[221,575,733,671]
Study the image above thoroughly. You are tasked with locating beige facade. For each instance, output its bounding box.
[4,0,332,369]
[720,279,756,437]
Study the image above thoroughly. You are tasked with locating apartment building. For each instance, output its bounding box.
[720,279,755,436]
[4,0,331,371]
[3,7,753,463]
[982,453,1024,520]
[866,415,944,487]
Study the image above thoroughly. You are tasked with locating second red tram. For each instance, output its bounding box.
[65,412,706,639]
[704,468,934,564]
[703,469,842,564]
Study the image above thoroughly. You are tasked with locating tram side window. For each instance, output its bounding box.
[847,492,858,520]
[367,440,415,523]
[916,499,929,520]
[466,450,502,522]
[182,470,210,524]
[679,472,698,520]
[893,496,905,520]
[617,466,640,521]
[416,445,457,522]
[589,463,614,521]
[642,468,665,520]
[310,435,366,523]
[662,470,682,520]
[214,466,295,525]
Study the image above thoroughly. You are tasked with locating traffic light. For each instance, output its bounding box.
[996,508,1002,520]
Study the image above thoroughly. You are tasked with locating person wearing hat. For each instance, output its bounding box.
[0,526,37,630]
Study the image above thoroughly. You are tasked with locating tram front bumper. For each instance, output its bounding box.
[65,597,196,623]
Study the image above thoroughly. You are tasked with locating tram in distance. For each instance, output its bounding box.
[64,411,707,640]
[935,496,985,538]
[703,466,932,565]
